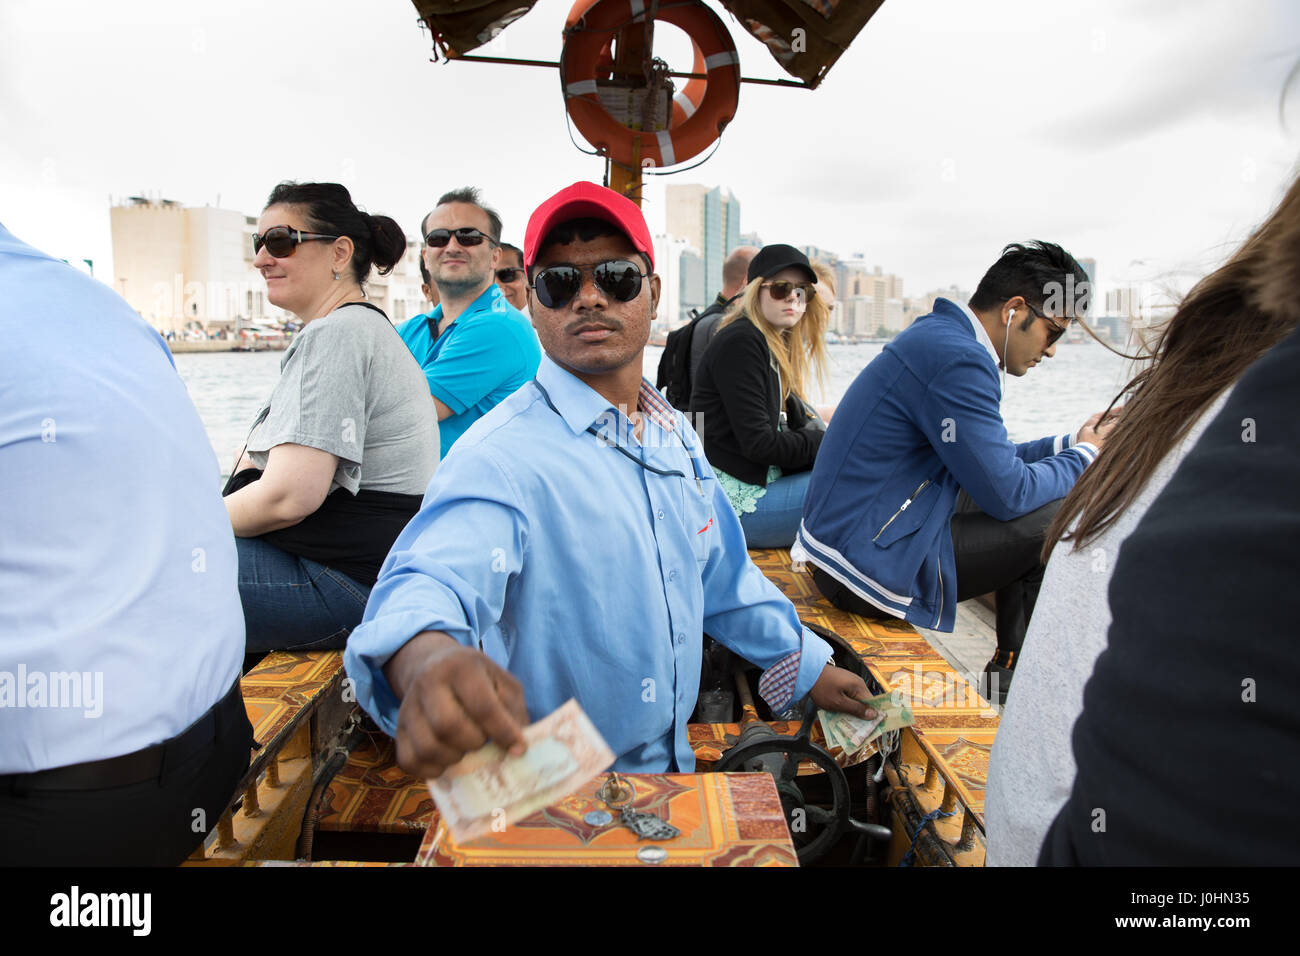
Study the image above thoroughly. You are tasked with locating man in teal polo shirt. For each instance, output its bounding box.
[396,187,541,458]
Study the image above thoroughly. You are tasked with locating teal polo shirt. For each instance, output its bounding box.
[395,284,541,458]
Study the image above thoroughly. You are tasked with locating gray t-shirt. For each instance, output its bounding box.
[984,388,1231,866]
[247,303,437,496]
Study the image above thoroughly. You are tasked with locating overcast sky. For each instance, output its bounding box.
[2,0,1297,299]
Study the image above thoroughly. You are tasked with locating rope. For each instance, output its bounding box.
[898,806,955,867]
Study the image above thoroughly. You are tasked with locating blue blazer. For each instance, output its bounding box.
[795,299,1096,631]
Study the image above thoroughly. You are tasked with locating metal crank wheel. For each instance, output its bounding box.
[712,704,850,865]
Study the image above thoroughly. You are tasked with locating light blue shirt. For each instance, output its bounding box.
[394,284,541,458]
[0,223,244,773]
[345,354,831,772]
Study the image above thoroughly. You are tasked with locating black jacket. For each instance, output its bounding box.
[691,315,823,486]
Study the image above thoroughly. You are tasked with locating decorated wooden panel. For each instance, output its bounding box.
[239,650,346,750]
[318,731,436,834]
[416,772,797,866]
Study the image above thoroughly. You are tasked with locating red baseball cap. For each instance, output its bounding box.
[524,181,655,271]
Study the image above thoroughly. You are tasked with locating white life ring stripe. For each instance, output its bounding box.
[629,0,645,22]
[656,131,675,166]
[566,79,599,97]
[673,92,698,119]
[704,51,740,70]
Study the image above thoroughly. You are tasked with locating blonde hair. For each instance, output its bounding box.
[719,274,830,404]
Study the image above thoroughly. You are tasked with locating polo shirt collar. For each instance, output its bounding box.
[535,354,677,437]
[428,283,506,333]
[954,298,1001,369]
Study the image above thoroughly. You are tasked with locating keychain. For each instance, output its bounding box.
[585,772,681,842]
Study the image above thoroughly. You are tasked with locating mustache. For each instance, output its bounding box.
[567,318,624,334]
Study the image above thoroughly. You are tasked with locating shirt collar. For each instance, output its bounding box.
[428,283,509,332]
[535,354,678,437]
[953,298,1001,368]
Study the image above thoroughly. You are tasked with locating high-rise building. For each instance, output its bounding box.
[665,184,741,298]
[110,197,425,334]
[650,234,708,330]
[798,245,838,268]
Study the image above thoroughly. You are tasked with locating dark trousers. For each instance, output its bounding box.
[0,679,254,866]
[813,492,1062,665]
[950,491,1061,661]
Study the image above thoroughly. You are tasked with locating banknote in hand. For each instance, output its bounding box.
[427,698,615,843]
[818,690,914,759]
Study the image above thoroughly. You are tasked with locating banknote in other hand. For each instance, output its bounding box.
[427,698,615,843]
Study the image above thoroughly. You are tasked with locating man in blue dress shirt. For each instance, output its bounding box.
[346,183,872,778]
[0,222,252,864]
[396,187,541,459]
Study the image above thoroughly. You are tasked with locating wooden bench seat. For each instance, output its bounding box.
[316,731,436,834]
[183,650,351,864]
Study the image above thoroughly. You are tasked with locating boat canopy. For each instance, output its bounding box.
[410,0,885,88]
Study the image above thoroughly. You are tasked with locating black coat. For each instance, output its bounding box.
[691,315,823,486]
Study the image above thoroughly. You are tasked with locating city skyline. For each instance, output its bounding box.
[4,0,1296,306]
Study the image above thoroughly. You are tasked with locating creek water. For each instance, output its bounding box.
[175,341,1138,481]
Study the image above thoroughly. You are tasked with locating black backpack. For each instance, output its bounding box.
[655,307,702,412]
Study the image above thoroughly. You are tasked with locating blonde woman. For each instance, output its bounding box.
[691,244,830,547]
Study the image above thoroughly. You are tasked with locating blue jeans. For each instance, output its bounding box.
[236,537,371,653]
[737,470,814,549]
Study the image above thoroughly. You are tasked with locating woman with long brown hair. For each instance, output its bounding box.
[691,245,831,548]
[986,170,1300,866]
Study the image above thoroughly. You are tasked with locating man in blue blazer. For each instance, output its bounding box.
[794,241,1115,704]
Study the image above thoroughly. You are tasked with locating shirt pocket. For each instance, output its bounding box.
[871,478,940,548]
[681,474,717,565]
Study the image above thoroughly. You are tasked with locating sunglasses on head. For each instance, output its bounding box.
[495,267,525,283]
[761,279,816,303]
[1025,302,1071,345]
[530,259,648,309]
[251,226,339,258]
[425,227,494,248]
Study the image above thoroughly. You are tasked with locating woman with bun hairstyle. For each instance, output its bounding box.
[225,182,438,652]
[692,244,830,548]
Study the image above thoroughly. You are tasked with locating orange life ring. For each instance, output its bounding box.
[562,0,740,168]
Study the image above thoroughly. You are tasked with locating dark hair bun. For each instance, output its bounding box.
[367,214,406,275]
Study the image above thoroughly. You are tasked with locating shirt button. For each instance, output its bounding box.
[676,632,685,645]
[668,570,678,582]
[657,509,665,520]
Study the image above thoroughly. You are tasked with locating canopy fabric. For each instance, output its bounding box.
[412,0,540,58]
[719,0,885,87]
[410,0,884,86]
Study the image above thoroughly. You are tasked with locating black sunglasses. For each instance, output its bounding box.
[530,260,648,309]
[495,267,526,283]
[425,227,495,248]
[762,280,816,302]
[1025,302,1071,345]
[252,226,339,258]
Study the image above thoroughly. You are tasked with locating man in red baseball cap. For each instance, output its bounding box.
[346,182,873,781]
